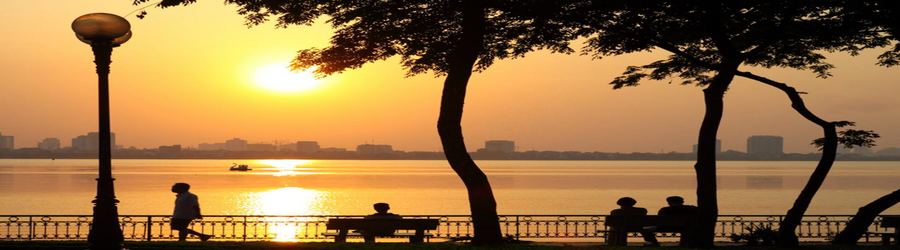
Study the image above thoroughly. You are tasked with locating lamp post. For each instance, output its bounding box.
[72,13,131,250]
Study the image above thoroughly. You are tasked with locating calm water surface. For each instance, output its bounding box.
[1,159,898,216]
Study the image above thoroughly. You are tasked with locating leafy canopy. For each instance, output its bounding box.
[564,0,897,88]
[135,0,581,77]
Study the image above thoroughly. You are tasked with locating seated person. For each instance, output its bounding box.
[362,202,402,242]
[658,196,698,217]
[611,197,648,216]
[645,196,699,246]
[608,197,655,246]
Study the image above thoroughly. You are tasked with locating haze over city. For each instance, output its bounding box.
[3,1,900,248]
[2,0,899,154]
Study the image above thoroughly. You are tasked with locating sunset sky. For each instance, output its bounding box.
[1,1,898,154]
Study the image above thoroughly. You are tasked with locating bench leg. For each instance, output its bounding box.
[608,231,627,246]
[895,231,900,245]
[882,234,891,246]
[410,236,424,243]
[336,230,347,243]
[364,235,375,243]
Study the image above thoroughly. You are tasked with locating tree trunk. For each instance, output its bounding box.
[437,0,503,245]
[734,72,838,247]
[833,188,900,245]
[689,61,740,249]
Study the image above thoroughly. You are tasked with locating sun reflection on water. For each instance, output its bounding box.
[256,160,316,176]
[240,187,329,242]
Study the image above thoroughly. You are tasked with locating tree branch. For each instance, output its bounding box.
[734,70,829,125]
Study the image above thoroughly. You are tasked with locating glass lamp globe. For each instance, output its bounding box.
[72,13,131,40]
[77,31,133,46]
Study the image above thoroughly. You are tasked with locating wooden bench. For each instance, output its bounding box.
[602,215,694,246]
[866,216,899,245]
[323,218,440,243]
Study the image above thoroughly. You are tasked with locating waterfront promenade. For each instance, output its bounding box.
[2,214,896,243]
[1,241,898,250]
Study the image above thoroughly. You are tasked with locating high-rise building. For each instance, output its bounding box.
[854,146,875,156]
[692,139,722,154]
[296,141,320,153]
[877,147,900,156]
[225,138,248,151]
[357,144,393,155]
[0,132,14,150]
[247,143,276,151]
[37,138,61,150]
[71,132,116,151]
[484,140,515,153]
[158,144,182,155]
[198,143,226,151]
[837,146,853,155]
[320,147,347,152]
[747,135,784,155]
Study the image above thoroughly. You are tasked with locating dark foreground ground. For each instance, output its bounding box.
[0,242,897,250]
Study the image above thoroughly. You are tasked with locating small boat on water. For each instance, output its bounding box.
[229,163,252,171]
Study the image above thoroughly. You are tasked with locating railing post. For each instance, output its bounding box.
[28,216,33,241]
[516,216,520,240]
[243,216,247,242]
[146,216,152,241]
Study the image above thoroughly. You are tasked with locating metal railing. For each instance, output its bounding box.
[1,214,895,242]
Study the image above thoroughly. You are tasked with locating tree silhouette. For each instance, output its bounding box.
[133,0,576,244]
[564,1,894,247]
[738,72,880,246]
[833,188,900,245]
[830,2,899,244]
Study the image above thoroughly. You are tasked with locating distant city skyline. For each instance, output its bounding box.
[1,1,899,156]
[2,131,900,156]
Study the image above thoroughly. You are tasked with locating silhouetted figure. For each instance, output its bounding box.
[644,196,699,246]
[611,197,648,216]
[170,183,211,241]
[659,196,698,216]
[362,202,402,242]
[608,197,655,246]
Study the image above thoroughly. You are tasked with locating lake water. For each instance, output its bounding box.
[1,159,898,216]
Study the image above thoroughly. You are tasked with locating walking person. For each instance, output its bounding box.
[170,183,212,241]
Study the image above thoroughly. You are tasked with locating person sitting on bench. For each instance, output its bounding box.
[361,202,402,242]
[609,197,656,246]
[644,196,699,246]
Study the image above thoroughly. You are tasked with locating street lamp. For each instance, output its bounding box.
[72,13,131,250]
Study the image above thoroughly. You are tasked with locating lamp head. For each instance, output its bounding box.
[72,13,131,45]
[76,31,132,46]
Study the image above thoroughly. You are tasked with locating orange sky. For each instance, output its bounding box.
[1,1,898,154]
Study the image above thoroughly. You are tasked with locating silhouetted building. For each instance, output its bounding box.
[37,138,60,150]
[484,140,515,153]
[71,132,116,151]
[198,143,226,151]
[225,138,247,151]
[747,135,783,155]
[357,144,393,155]
[854,146,875,156]
[837,146,853,155]
[296,141,320,153]
[72,135,88,150]
[692,139,722,154]
[877,147,900,156]
[158,144,182,155]
[0,132,14,150]
[247,143,276,151]
[320,147,347,152]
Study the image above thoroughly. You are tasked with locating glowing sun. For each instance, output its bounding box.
[254,63,320,92]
